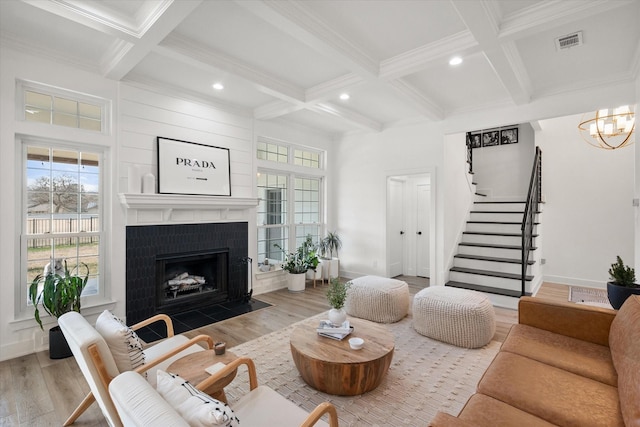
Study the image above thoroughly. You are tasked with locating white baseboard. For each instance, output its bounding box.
[542,275,606,290]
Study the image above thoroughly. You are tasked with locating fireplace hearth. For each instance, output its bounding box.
[126,222,248,324]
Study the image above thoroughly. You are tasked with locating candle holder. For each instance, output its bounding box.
[214,342,226,355]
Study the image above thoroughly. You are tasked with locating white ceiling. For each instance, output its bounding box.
[1,0,639,137]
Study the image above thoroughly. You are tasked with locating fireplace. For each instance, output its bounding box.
[156,249,228,311]
[126,222,248,324]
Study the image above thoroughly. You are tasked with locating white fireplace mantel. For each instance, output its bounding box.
[118,193,258,226]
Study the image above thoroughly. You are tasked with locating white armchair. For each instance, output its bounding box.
[109,356,339,427]
[58,310,215,426]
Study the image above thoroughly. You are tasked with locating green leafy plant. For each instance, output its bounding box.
[274,235,319,274]
[29,260,89,330]
[320,231,342,259]
[326,278,351,309]
[608,256,638,288]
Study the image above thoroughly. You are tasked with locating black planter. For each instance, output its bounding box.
[607,282,640,310]
[49,325,72,359]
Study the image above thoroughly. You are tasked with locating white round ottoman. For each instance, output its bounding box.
[413,287,495,348]
[345,275,410,323]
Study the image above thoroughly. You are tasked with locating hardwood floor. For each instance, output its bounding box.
[0,279,569,426]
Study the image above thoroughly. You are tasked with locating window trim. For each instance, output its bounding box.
[17,136,108,320]
[17,79,111,135]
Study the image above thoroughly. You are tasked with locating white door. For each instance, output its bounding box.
[388,178,405,277]
[416,182,430,277]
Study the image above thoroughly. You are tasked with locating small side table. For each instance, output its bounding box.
[167,349,238,403]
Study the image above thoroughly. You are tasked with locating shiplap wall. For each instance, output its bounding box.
[118,84,254,197]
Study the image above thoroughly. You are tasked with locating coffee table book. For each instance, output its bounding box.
[317,320,353,340]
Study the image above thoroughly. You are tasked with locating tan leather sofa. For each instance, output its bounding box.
[430,295,640,427]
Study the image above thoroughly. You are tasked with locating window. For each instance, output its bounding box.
[20,81,107,133]
[23,143,104,311]
[257,141,324,265]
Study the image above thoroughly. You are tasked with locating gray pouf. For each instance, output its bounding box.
[345,275,410,323]
[413,286,495,348]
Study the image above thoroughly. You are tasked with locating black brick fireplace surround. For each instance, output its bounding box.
[126,222,248,324]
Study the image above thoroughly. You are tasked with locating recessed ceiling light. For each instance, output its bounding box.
[339,93,350,101]
[449,56,463,66]
[212,83,224,90]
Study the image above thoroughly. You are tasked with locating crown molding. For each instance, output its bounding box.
[310,102,382,133]
[387,79,444,121]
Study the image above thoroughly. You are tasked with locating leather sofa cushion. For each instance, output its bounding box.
[478,352,624,427]
[609,295,640,427]
[501,324,617,386]
[457,394,556,427]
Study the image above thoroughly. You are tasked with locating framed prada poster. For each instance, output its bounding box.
[157,137,231,196]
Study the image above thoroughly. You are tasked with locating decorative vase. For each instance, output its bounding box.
[328,308,347,326]
[49,325,72,359]
[287,272,306,293]
[607,281,640,310]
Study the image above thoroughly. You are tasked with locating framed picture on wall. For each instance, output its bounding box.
[470,132,482,149]
[500,128,519,145]
[157,137,231,196]
[482,131,499,147]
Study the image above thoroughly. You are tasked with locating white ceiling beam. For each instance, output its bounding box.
[102,1,203,80]
[254,100,305,120]
[380,31,479,81]
[387,80,444,121]
[310,103,383,132]
[156,34,306,104]
[451,0,531,105]
[305,73,365,104]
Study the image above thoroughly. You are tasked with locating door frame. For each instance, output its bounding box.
[385,168,437,282]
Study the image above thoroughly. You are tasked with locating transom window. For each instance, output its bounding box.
[19,81,108,133]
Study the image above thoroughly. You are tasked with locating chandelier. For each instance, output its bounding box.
[578,105,635,150]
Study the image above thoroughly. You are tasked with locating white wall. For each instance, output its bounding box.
[333,123,446,284]
[536,113,634,288]
[0,47,118,360]
[472,124,535,200]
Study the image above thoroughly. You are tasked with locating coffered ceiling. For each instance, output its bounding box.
[1,0,639,136]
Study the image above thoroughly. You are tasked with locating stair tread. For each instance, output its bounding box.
[450,266,533,281]
[454,253,535,265]
[445,281,532,298]
[474,201,525,204]
[471,210,524,214]
[467,221,540,225]
[459,242,537,250]
[463,231,539,238]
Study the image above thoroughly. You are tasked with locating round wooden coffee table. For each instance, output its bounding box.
[290,317,394,395]
[167,349,238,403]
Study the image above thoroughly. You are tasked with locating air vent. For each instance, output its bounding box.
[555,31,583,51]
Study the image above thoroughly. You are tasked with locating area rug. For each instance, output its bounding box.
[225,313,500,426]
[568,286,612,309]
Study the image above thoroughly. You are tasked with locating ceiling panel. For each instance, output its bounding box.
[127,52,275,108]
[171,0,350,89]
[303,0,466,61]
[0,0,114,68]
[404,52,511,114]
[341,81,424,123]
[516,2,640,96]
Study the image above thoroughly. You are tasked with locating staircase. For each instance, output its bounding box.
[446,199,540,308]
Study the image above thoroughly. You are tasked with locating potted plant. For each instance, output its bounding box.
[29,259,89,359]
[607,255,640,309]
[274,238,319,292]
[326,278,351,326]
[320,231,342,282]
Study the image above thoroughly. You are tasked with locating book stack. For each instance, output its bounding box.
[317,320,353,340]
